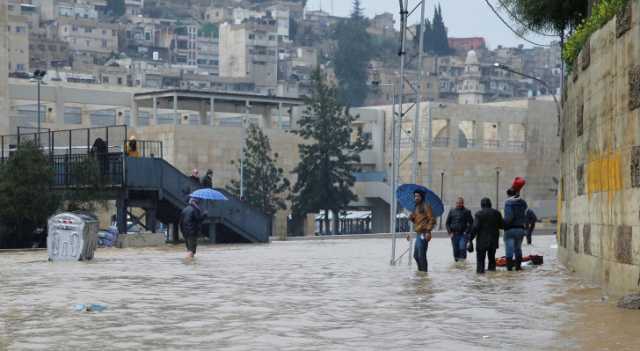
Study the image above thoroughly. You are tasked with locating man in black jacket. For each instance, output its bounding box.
[446,197,474,262]
[179,198,207,258]
[470,198,504,273]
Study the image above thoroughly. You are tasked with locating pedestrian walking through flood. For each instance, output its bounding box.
[446,197,473,262]
[469,198,504,273]
[409,190,437,272]
[503,177,528,271]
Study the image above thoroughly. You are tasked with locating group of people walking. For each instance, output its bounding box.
[410,177,537,273]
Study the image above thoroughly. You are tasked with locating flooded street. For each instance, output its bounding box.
[1,236,639,350]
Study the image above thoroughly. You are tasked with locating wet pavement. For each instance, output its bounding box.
[1,236,639,350]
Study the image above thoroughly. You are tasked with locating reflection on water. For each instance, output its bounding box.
[0,237,639,350]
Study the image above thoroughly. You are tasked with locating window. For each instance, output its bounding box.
[16,64,25,72]
[7,25,10,32]
[64,26,68,33]
[86,40,90,47]
[268,35,275,41]
[145,32,151,41]
[117,77,123,85]
[85,27,92,33]
[49,45,57,52]
[248,34,255,39]
[15,26,23,33]
[72,25,78,32]
[102,76,110,84]
[102,39,107,48]
[112,30,117,36]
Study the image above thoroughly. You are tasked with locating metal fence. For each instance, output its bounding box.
[1,125,163,160]
[51,153,124,188]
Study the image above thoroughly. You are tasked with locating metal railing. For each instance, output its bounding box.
[433,137,449,148]
[51,153,125,188]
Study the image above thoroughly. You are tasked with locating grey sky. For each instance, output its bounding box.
[309,0,557,49]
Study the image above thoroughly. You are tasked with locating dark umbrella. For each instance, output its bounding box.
[396,184,444,217]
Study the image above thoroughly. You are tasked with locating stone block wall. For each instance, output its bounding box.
[559,1,640,296]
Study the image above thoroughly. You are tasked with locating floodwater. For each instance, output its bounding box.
[1,236,639,350]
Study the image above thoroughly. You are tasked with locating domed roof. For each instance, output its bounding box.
[465,50,479,65]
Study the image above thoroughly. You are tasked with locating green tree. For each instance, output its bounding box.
[63,156,110,212]
[106,0,125,17]
[0,142,61,249]
[227,124,290,217]
[499,0,589,35]
[415,4,450,56]
[333,0,372,107]
[291,69,370,235]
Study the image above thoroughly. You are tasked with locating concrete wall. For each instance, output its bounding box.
[359,99,559,216]
[0,0,8,134]
[559,2,640,296]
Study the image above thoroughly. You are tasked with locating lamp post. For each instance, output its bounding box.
[31,70,47,145]
[493,63,561,136]
[495,167,502,209]
[439,169,445,230]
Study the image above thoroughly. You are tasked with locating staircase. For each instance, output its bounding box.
[124,157,272,243]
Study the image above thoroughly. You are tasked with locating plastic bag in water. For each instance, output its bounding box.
[73,304,107,312]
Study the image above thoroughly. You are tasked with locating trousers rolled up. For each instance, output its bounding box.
[450,233,467,261]
[413,235,429,272]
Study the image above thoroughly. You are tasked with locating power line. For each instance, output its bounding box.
[494,0,558,38]
[483,0,552,47]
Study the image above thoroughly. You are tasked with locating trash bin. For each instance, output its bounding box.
[47,212,99,261]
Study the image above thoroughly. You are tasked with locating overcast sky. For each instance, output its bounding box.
[308,0,557,49]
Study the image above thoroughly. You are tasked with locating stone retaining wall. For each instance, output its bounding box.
[559,1,640,296]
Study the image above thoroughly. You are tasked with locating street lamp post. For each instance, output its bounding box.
[439,170,445,230]
[495,167,502,209]
[493,63,562,136]
[31,70,47,145]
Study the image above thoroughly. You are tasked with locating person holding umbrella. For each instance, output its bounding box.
[396,184,444,272]
[409,190,437,272]
[180,188,227,258]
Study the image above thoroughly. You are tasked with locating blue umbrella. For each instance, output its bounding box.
[396,184,444,217]
[189,188,228,201]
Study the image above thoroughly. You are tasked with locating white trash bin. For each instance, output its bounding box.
[47,212,99,261]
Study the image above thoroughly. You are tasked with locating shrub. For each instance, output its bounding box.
[563,0,630,72]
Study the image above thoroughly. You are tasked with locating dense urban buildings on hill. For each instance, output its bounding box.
[5,0,561,105]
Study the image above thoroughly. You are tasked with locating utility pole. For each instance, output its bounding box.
[391,0,427,266]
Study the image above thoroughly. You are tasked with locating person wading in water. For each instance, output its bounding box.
[408,190,436,272]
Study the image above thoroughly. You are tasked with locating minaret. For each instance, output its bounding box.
[458,50,484,105]
[0,0,9,134]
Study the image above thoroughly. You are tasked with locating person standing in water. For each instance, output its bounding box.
[409,190,437,272]
[469,198,504,273]
[504,177,528,271]
[179,198,207,258]
[446,197,474,262]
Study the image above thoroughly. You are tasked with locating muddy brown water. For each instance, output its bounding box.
[1,236,639,350]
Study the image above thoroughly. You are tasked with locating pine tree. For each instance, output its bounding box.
[333,0,372,107]
[291,69,371,234]
[431,4,450,55]
[227,124,290,217]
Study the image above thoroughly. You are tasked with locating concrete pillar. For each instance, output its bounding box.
[54,88,66,130]
[277,103,283,130]
[145,207,157,233]
[304,213,317,237]
[130,98,139,128]
[274,211,288,240]
[80,106,91,127]
[449,117,459,148]
[198,100,207,125]
[371,199,390,234]
[150,97,158,126]
[263,106,273,129]
[476,120,485,146]
[0,1,8,135]
[209,97,216,127]
[173,94,178,125]
[498,122,509,148]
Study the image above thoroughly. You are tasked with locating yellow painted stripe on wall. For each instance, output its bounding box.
[586,152,622,198]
